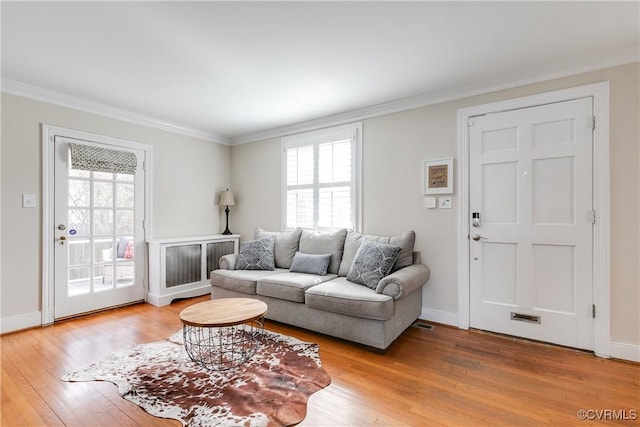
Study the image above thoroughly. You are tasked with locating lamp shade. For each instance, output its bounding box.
[219,189,235,206]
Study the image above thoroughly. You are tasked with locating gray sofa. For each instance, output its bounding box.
[210,227,430,350]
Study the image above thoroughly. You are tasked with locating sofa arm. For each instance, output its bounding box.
[219,253,237,270]
[376,263,430,300]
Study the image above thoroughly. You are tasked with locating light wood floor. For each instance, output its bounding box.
[2,295,638,426]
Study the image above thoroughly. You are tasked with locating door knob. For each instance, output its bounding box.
[472,234,487,241]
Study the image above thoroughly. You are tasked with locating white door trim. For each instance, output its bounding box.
[456,82,611,357]
[41,125,153,325]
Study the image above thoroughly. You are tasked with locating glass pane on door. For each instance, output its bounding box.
[65,168,137,296]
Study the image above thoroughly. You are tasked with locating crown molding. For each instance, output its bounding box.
[231,50,639,145]
[1,79,230,145]
[3,48,637,147]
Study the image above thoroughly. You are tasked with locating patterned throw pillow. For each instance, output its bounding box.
[235,237,275,270]
[346,240,401,290]
[289,252,332,276]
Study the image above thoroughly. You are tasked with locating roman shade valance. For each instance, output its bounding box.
[70,143,137,175]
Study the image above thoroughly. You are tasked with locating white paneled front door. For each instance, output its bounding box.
[469,98,594,350]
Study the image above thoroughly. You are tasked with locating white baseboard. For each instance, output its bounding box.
[420,307,458,327]
[146,285,211,307]
[1,311,42,334]
[610,341,640,363]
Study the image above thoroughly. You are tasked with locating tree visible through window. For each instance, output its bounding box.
[282,123,361,231]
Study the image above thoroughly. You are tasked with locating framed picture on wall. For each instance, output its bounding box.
[424,158,453,194]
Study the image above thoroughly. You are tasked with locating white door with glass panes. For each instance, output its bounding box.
[54,137,145,319]
[469,98,594,350]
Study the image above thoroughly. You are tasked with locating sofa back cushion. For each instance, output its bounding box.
[338,230,416,276]
[254,227,302,269]
[299,228,348,274]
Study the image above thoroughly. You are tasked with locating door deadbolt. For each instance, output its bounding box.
[57,224,66,230]
[472,212,481,227]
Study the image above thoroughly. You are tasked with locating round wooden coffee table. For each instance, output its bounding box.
[179,298,268,371]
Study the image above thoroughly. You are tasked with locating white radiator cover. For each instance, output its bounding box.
[147,235,239,306]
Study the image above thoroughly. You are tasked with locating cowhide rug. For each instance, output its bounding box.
[62,329,331,427]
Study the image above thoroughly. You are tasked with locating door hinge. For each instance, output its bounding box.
[142,220,146,229]
[591,116,596,130]
[590,210,596,224]
[467,118,474,127]
[592,304,596,318]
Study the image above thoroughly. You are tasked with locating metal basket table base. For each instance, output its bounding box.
[182,318,264,371]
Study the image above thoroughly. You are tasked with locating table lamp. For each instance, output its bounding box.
[219,188,235,235]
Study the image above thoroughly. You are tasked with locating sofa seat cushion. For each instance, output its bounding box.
[304,277,394,321]
[257,272,337,303]
[210,268,287,295]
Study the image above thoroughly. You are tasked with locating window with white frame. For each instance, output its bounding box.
[282,123,361,231]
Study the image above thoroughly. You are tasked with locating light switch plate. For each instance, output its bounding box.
[425,197,437,209]
[22,194,37,208]
[438,196,452,209]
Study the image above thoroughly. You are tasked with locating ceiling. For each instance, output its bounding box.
[2,2,639,145]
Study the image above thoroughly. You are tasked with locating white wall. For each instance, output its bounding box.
[230,63,639,350]
[0,94,232,326]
